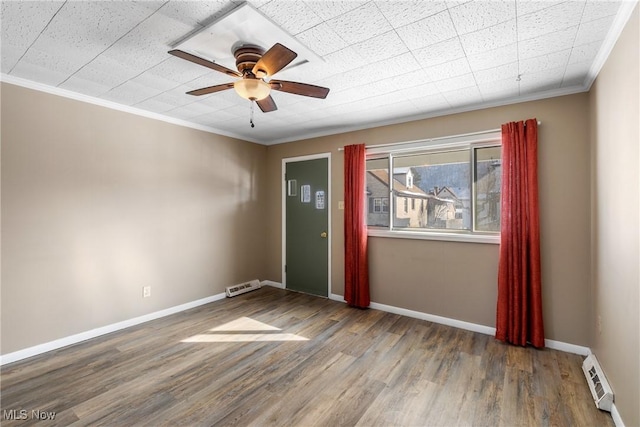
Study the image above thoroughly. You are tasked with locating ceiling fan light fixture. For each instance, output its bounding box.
[234,78,271,101]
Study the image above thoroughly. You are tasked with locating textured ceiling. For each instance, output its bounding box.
[1,0,636,145]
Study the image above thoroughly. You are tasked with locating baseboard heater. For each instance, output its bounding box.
[582,354,613,412]
[225,279,261,297]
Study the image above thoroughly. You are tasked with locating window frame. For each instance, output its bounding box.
[365,133,501,244]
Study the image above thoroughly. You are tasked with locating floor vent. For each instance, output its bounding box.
[225,279,261,298]
[582,354,613,412]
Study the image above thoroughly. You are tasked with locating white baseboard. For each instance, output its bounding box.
[368,300,496,336]
[611,403,625,427]
[329,293,344,302]
[2,286,592,366]
[261,280,285,289]
[0,292,226,366]
[331,293,590,356]
[544,339,591,356]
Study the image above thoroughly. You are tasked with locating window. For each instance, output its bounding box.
[372,198,382,213]
[365,134,501,243]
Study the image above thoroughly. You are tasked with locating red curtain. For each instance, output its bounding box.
[344,144,370,308]
[496,119,544,348]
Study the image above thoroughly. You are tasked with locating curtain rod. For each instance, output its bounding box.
[337,120,542,151]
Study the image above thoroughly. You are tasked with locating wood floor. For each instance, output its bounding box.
[1,286,613,427]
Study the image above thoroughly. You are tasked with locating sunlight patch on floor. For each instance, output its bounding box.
[181,316,308,343]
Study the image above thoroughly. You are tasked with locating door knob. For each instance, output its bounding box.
[320,231,328,238]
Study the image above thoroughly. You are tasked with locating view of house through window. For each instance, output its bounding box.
[366,141,501,236]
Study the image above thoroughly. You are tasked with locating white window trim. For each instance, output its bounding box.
[366,131,501,245]
[368,228,500,244]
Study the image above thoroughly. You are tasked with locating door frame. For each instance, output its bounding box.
[281,153,332,297]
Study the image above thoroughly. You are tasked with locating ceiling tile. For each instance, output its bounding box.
[0,1,63,54]
[321,46,368,73]
[574,14,617,46]
[10,60,71,87]
[442,85,483,107]
[473,61,518,84]
[318,51,421,94]
[197,94,237,111]
[519,67,563,94]
[16,46,79,82]
[304,0,366,21]
[131,72,180,93]
[360,99,419,120]
[156,0,232,27]
[434,73,477,92]
[58,76,112,97]
[449,0,516,35]
[258,1,323,35]
[518,26,578,59]
[103,80,164,106]
[410,93,451,113]
[582,1,622,23]
[568,40,603,65]
[101,13,194,73]
[396,10,457,51]
[39,2,159,52]
[164,101,218,119]
[424,58,472,81]
[459,19,516,55]
[467,43,518,71]
[190,108,239,125]
[70,55,141,91]
[1,45,27,74]
[296,23,348,57]
[515,1,565,16]
[375,0,448,28]
[326,2,393,45]
[562,61,591,87]
[135,98,179,114]
[145,57,211,85]
[412,37,466,68]
[183,72,234,91]
[351,31,409,63]
[148,85,203,109]
[394,82,441,101]
[520,49,571,75]
[477,77,520,101]
[517,1,585,41]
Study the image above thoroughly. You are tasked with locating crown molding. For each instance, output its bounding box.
[266,85,588,145]
[0,74,264,145]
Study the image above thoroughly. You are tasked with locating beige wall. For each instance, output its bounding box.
[1,83,267,354]
[589,5,639,427]
[266,93,592,345]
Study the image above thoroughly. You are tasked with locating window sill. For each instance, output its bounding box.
[367,229,500,244]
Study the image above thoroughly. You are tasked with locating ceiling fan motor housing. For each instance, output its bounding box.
[234,45,266,76]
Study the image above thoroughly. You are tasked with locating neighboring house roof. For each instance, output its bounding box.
[368,170,427,195]
[367,170,454,204]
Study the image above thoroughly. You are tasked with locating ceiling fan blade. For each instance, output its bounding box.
[168,49,241,78]
[252,43,297,77]
[256,95,277,113]
[270,80,330,99]
[186,83,235,96]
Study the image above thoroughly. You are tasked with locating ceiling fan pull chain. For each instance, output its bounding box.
[250,100,255,128]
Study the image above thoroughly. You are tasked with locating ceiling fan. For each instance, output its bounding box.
[168,43,330,115]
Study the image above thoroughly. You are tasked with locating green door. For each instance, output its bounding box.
[285,157,329,297]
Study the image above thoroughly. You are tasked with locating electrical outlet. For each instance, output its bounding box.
[597,315,602,334]
[338,201,344,210]
[143,286,151,298]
